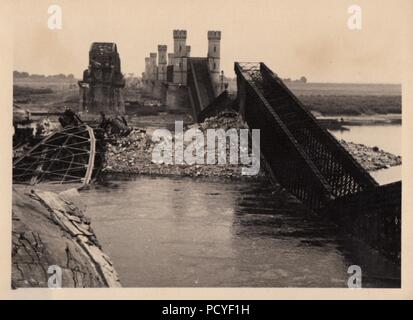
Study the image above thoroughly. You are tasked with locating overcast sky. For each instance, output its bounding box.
[13,0,411,83]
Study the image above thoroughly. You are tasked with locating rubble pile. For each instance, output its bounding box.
[340,140,401,171]
[104,112,260,178]
[191,111,247,131]
[105,129,153,172]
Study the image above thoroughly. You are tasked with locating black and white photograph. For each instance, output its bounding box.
[5,0,410,294]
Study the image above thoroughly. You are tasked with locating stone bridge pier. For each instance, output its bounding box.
[79,42,125,114]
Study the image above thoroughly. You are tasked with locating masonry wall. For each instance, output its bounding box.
[152,81,167,104]
[166,83,191,111]
[79,84,125,114]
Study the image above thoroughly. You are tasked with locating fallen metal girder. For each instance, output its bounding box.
[13,124,97,186]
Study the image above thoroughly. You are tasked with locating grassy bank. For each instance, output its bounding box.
[14,85,54,96]
[299,95,401,116]
[13,80,402,117]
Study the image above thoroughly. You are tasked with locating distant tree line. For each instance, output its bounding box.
[124,73,141,88]
[13,70,76,81]
[282,76,307,83]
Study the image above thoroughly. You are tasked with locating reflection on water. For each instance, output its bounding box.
[370,165,401,185]
[329,124,401,184]
[80,175,400,288]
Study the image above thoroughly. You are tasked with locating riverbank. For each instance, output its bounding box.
[316,113,401,130]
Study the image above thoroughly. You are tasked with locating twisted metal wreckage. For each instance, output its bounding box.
[12,109,133,186]
[13,123,102,186]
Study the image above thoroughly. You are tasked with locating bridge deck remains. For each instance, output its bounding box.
[235,62,379,211]
[187,58,216,121]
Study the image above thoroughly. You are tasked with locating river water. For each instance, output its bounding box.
[79,124,401,287]
[329,124,401,185]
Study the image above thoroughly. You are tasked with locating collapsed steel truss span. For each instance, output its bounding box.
[13,124,99,186]
[187,58,216,121]
[235,62,380,210]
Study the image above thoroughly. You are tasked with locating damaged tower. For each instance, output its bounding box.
[78,42,125,114]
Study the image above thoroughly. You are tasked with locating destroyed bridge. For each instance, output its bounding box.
[190,61,401,261]
[13,59,400,262]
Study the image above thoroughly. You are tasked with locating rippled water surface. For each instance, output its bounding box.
[80,176,400,287]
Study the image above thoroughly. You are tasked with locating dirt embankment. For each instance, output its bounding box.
[12,187,120,288]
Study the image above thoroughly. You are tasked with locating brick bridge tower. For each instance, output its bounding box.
[149,52,157,81]
[207,31,221,93]
[173,29,187,85]
[157,45,167,81]
[144,57,150,80]
[168,53,174,66]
